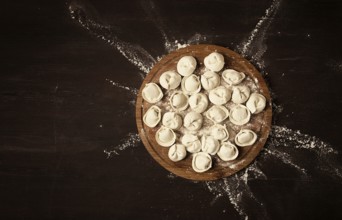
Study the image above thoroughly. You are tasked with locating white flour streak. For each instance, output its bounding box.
[270,125,336,155]
[106,79,138,96]
[237,0,282,69]
[141,0,174,52]
[68,1,155,73]
[68,1,342,219]
[104,133,140,158]
[205,171,268,220]
[264,148,308,176]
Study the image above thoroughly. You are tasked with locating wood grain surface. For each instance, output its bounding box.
[136,44,272,180]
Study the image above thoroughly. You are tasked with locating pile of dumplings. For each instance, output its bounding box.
[142,52,266,173]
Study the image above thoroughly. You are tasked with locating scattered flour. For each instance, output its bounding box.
[103,133,140,158]
[69,1,155,73]
[237,0,282,70]
[69,1,342,220]
[106,79,138,96]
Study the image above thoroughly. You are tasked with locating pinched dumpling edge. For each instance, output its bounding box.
[222,69,246,85]
[142,83,164,104]
[143,105,162,128]
[177,56,197,76]
[169,91,189,111]
[246,93,267,114]
[200,71,220,91]
[235,129,257,147]
[201,135,220,155]
[181,74,202,95]
[204,52,225,72]
[188,93,209,113]
[192,152,212,173]
[159,70,182,90]
[205,105,229,124]
[168,144,187,162]
[181,134,202,153]
[217,141,239,161]
[209,124,230,141]
[229,104,251,126]
[155,126,177,147]
[208,86,232,105]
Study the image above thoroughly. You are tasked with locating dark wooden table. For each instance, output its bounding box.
[1,0,342,219]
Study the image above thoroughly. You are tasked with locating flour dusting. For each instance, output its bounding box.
[141,0,173,52]
[68,1,342,219]
[69,1,155,73]
[103,133,140,158]
[106,79,138,96]
[237,0,282,69]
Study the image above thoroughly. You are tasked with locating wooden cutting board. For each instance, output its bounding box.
[136,44,272,181]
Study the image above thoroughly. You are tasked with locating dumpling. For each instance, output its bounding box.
[143,105,161,128]
[168,144,187,162]
[209,86,231,105]
[181,134,201,153]
[246,93,266,114]
[192,152,212,173]
[231,86,250,104]
[210,124,229,141]
[217,141,239,161]
[159,70,181,90]
[155,126,176,147]
[200,71,220,90]
[229,104,251,125]
[205,105,229,123]
[183,112,203,131]
[162,112,182,130]
[222,69,245,85]
[142,83,163,104]
[184,111,203,131]
[235,129,257,147]
[188,93,209,113]
[169,91,188,111]
[204,52,225,72]
[181,74,201,95]
[177,56,197,76]
[201,135,220,155]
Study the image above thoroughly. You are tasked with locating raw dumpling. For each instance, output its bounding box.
[205,105,229,123]
[209,86,231,105]
[192,152,212,173]
[201,135,220,155]
[229,104,251,125]
[235,129,257,147]
[222,69,245,85]
[188,93,209,113]
[181,74,201,95]
[142,83,163,104]
[217,141,239,161]
[231,86,250,104]
[183,112,203,131]
[204,52,225,72]
[169,91,188,111]
[162,112,182,130]
[155,126,176,147]
[143,105,161,128]
[210,124,229,141]
[181,134,201,153]
[177,56,197,76]
[246,93,266,114]
[159,71,181,90]
[168,144,187,162]
[200,71,220,90]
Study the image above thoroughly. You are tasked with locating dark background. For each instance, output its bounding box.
[1,0,342,219]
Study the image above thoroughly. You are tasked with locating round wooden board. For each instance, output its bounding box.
[136,44,272,181]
